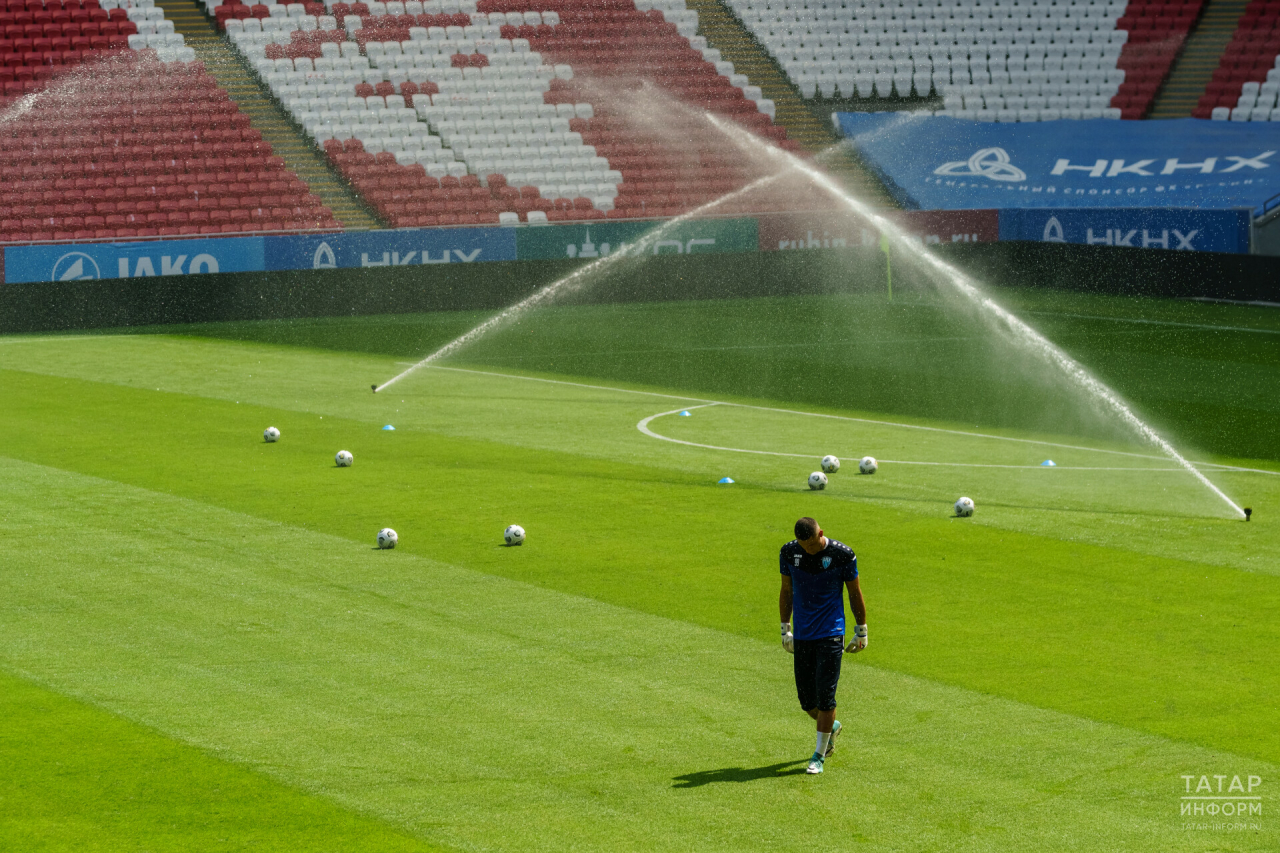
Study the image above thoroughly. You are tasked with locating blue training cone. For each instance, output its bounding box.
[718,477,735,484]
[679,410,692,416]
[1041,459,1056,467]
[383,425,396,431]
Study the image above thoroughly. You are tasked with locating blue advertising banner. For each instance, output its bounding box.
[835,114,1280,212]
[3,237,265,284]
[999,208,1251,254]
[265,227,517,271]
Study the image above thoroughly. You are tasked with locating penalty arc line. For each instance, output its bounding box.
[636,408,1208,472]
[422,365,1277,476]
[0,334,135,345]
[1025,311,1280,337]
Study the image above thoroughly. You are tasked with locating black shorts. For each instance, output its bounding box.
[794,635,844,712]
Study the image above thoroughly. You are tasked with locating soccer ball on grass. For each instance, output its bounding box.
[808,472,828,491]
[263,426,280,443]
[504,525,526,546]
[954,497,975,517]
[377,528,398,549]
[821,455,840,474]
[859,456,878,475]
[335,450,353,467]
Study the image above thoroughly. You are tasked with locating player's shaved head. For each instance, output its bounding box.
[795,517,819,541]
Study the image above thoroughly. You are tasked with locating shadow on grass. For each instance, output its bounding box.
[672,760,808,788]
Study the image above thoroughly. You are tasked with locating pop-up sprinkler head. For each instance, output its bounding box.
[1244,508,1252,521]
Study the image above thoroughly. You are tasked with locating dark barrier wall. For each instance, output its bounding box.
[3,243,1278,335]
[0,249,890,334]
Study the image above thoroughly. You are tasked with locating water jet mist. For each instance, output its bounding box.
[373,171,792,394]
[700,112,1246,520]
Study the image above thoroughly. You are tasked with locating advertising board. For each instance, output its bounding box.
[3,237,265,284]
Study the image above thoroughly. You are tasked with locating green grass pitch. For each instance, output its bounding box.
[0,287,1277,851]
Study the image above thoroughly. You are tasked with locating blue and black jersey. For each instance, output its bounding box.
[780,538,858,641]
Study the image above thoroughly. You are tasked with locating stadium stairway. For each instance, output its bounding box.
[683,0,895,207]
[154,0,382,228]
[1150,0,1251,116]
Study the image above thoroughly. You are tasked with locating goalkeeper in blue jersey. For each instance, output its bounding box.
[779,516,867,775]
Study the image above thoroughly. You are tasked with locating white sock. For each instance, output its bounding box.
[816,731,831,756]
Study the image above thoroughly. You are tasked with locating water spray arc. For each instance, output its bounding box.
[372,172,786,394]
[701,113,1246,520]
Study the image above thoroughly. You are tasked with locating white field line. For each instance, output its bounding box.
[709,115,1246,518]
[1185,297,1280,309]
[0,334,133,345]
[637,408,1208,472]
[1025,311,1280,336]
[424,365,1278,476]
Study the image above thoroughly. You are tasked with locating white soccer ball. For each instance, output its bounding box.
[504,524,526,546]
[808,471,828,491]
[954,496,975,517]
[821,455,840,474]
[263,426,280,443]
[859,456,878,475]
[377,527,398,549]
[335,450,353,467]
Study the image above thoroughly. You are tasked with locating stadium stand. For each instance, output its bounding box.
[0,61,339,243]
[0,0,194,99]
[0,0,339,244]
[725,0,1204,121]
[1195,0,1280,118]
[210,0,803,225]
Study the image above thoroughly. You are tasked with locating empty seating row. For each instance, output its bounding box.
[218,0,788,226]
[0,53,338,244]
[729,0,1199,121]
[223,8,608,222]
[481,0,792,210]
[328,139,604,225]
[0,0,193,94]
[1197,0,1280,119]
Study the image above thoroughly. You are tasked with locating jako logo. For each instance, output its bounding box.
[115,254,220,278]
[934,148,1027,182]
[51,252,102,281]
[313,242,337,269]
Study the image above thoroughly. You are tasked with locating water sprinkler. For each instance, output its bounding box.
[698,112,1248,522]
[1244,507,1252,521]
[372,384,378,393]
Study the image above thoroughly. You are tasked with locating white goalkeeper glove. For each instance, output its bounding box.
[781,622,794,654]
[846,624,868,654]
